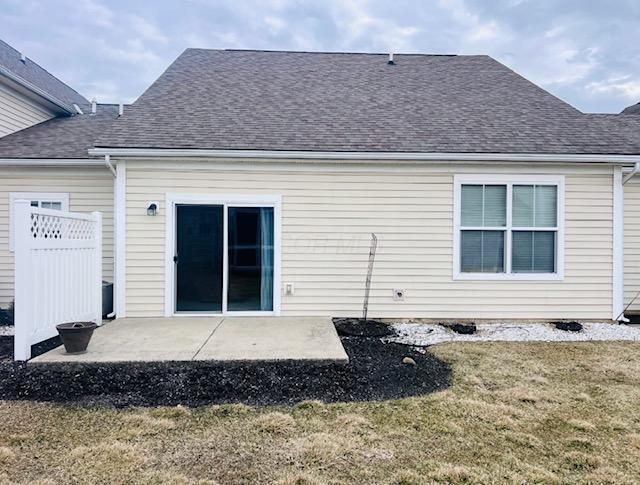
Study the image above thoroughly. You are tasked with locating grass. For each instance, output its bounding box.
[1,341,640,484]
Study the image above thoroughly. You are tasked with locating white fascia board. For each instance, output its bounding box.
[0,67,76,115]
[88,147,640,164]
[0,158,106,167]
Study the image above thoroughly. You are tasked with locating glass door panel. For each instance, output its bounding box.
[227,207,274,311]
[175,204,223,312]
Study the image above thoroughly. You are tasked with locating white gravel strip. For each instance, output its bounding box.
[385,322,640,347]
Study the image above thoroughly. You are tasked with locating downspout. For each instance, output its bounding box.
[105,154,116,318]
[616,162,640,322]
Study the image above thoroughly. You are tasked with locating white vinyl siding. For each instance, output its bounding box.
[123,160,614,320]
[0,84,55,137]
[0,167,114,307]
[624,177,640,313]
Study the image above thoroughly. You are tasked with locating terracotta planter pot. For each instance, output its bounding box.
[56,322,97,354]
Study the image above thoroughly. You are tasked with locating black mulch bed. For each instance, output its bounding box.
[0,335,451,408]
[552,321,583,332]
[441,322,477,335]
[333,317,395,337]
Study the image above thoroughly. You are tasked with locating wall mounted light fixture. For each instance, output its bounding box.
[147,201,159,216]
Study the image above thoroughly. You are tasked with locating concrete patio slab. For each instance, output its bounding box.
[194,316,348,362]
[30,316,348,364]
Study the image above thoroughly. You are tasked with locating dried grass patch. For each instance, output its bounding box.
[255,412,296,434]
[2,341,640,483]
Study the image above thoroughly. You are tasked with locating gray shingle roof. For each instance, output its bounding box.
[622,102,640,115]
[0,38,89,111]
[0,104,119,159]
[96,49,640,155]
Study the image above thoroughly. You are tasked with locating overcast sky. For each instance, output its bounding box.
[1,0,639,113]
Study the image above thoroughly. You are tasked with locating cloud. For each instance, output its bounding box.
[0,0,637,111]
[587,76,640,101]
[129,16,169,44]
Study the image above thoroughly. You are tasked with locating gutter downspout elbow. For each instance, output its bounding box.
[623,162,640,185]
[105,154,116,177]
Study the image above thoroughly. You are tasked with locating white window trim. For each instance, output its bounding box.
[164,193,282,317]
[9,192,69,252]
[453,174,565,281]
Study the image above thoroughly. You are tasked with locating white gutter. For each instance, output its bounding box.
[0,66,76,115]
[0,158,105,166]
[89,147,640,164]
[623,162,640,184]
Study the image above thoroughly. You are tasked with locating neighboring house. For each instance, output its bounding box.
[2,47,640,322]
[621,102,640,115]
[0,39,115,308]
[0,39,89,137]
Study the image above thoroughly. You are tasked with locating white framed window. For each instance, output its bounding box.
[453,175,564,280]
[9,192,69,251]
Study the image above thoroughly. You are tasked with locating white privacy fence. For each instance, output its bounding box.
[13,200,102,360]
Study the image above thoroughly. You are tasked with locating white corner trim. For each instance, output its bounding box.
[452,174,565,281]
[114,161,126,317]
[613,166,624,320]
[88,147,640,165]
[164,193,282,317]
[9,192,69,251]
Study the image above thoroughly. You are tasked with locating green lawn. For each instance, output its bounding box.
[2,341,640,484]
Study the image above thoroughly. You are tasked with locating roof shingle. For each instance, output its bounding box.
[95,49,640,155]
[0,104,119,159]
[0,38,89,110]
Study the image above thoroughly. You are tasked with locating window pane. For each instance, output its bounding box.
[512,231,555,273]
[460,230,482,272]
[461,230,504,273]
[483,185,506,226]
[535,185,557,227]
[39,201,63,210]
[461,184,506,227]
[513,185,534,226]
[513,184,557,228]
[30,201,39,207]
[461,185,483,226]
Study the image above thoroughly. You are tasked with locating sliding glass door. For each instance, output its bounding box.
[174,203,275,314]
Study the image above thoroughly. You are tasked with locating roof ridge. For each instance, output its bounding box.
[186,47,474,57]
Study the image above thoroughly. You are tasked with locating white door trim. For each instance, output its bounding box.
[164,193,282,317]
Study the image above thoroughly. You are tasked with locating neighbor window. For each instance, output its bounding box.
[455,176,563,279]
[9,192,69,251]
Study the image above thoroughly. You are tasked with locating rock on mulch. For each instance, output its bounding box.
[0,335,451,408]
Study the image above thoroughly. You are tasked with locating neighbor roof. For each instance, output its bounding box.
[96,49,640,155]
[0,104,120,159]
[0,39,89,113]
[622,102,640,115]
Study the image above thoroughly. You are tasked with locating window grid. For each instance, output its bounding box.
[456,177,563,280]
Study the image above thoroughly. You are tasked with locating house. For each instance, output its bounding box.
[0,40,117,310]
[2,46,640,322]
[0,39,89,137]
